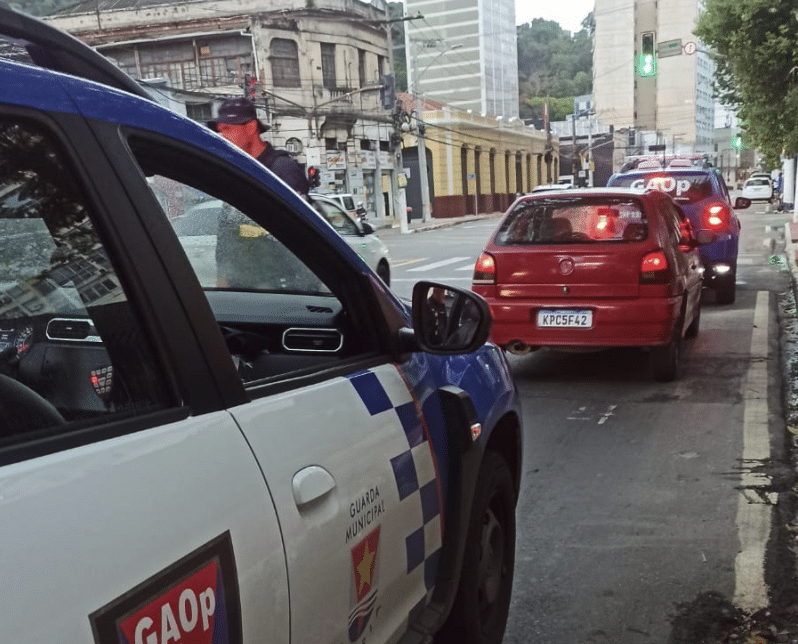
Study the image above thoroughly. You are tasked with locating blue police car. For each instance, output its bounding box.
[608,163,748,304]
[0,7,522,644]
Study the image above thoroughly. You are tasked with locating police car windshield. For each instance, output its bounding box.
[610,172,713,204]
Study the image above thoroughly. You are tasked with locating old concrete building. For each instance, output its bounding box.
[45,0,401,220]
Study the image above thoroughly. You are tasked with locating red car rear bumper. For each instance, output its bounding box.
[484,296,682,348]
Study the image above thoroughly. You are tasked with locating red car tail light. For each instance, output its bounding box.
[473,252,496,285]
[640,250,670,284]
[703,202,731,231]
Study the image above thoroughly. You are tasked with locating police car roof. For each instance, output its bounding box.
[523,186,647,199]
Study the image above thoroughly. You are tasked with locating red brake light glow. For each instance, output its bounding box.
[641,251,667,272]
[588,206,619,240]
[703,202,731,231]
[473,252,496,284]
[640,250,670,284]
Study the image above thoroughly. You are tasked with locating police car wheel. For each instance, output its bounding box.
[715,275,736,305]
[439,450,515,644]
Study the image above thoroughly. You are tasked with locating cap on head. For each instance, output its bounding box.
[208,98,269,131]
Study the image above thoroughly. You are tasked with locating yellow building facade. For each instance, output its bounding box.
[402,101,557,218]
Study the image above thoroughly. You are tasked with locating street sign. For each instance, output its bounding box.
[683,41,697,55]
[649,144,666,151]
[657,39,682,58]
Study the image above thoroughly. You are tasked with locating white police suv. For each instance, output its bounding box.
[0,6,522,644]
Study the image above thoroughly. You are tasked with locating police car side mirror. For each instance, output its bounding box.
[734,196,751,210]
[410,281,492,354]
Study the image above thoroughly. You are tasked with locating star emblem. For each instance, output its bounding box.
[356,542,376,593]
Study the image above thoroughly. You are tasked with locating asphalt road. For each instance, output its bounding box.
[380,201,797,642]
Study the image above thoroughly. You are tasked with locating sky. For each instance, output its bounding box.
[515,0,594,32]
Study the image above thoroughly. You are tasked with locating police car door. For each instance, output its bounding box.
[0,110,288,644]
[134,151,442,644]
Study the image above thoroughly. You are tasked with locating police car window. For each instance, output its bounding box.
[148,175,327,294]
[0,118,172,445]
[139,167,373,386]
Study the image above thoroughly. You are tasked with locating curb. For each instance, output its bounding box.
[373,212,503,234]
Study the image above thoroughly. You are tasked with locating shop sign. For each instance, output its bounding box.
[326,151,347,170]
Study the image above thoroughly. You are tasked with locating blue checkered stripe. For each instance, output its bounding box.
[347,369,443,598]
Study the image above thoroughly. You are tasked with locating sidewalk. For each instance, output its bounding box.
[368,211,504,234]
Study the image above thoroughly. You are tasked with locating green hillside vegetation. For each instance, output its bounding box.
[517,14,594,124]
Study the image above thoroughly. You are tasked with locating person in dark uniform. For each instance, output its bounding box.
[208,98,309,196]
[208,98,317,290]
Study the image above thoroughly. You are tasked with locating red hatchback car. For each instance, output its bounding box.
[472,188,712,381]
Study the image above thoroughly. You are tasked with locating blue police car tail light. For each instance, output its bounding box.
[703,202,731,231]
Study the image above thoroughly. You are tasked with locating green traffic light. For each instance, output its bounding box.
[638,53,657,77]
[731,136,742,150]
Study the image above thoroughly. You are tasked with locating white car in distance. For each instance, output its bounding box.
[170,194,391,286]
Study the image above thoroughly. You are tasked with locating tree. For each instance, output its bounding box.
[695,0,798,166]
[516,15,593,120]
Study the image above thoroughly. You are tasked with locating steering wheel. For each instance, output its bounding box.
[0,373,65,433]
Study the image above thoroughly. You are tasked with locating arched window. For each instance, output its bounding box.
[270,38,300,88]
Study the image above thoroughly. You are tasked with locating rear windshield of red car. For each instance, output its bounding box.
[494,197,648,245]
[608,172,713,204]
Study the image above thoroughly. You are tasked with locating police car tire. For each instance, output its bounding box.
[439,450,515,644]
[715,276,736,305]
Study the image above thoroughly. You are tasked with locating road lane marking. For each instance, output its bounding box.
[407,257,471,271]
[597,404,617,425]
[734,290,772,612]
[392,258,428,267]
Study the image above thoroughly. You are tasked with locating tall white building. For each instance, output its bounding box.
[593,0,715,155]
[404,0,519,118]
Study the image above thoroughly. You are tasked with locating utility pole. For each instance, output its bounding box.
[410,39,432,223]
[385,8,421,233]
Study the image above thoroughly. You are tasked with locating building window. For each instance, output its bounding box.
[377,55,386,79]
[321,43,336,90]
[358,49,367,87]
[270,38,300,88]
[186,103,213,122]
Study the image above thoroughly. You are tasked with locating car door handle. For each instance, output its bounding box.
[292,465,336,507]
